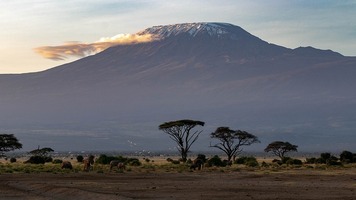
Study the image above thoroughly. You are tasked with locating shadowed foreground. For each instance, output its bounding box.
[1,170,356,200]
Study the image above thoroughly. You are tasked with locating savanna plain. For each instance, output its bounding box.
[1,156,356,200]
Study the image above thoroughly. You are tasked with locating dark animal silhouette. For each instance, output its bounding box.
[190,159,204,170]
[83,155,95,172]
[61,161,73,169]
[110,160,126,171]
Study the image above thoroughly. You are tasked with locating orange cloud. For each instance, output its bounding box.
[34,33,156,60]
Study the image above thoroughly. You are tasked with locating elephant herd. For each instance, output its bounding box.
[60,155,125,172]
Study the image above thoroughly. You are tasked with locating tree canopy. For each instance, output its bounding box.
[0,134,23,157]
[29,147,54,157]
[159,119,205,162]
[210,127,260,162]
[264,141,298,159]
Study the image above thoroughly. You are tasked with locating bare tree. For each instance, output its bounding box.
[159,119,205,162]
[264,141,298,160]
[210,127,260,162]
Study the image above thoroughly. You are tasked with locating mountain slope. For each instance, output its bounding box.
[0,23,355,152]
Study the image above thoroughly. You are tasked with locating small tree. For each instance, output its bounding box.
[0,134,23,158]
[77,155,84,163]
[159,119,205,162]
[29,147,54,157]
[340,150,354,163]
[210,127,260,162]
[264,141,298,160]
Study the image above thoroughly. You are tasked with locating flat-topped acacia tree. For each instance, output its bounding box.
[0,134,23,158]
[264,141,298,160]
[159,119,205,162]
[210,127,260,162]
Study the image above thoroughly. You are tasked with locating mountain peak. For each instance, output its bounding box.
[138,22,249,40]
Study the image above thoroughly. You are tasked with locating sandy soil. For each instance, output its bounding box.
[1,169,356,200]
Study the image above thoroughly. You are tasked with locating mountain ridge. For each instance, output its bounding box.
[0,22,355,151]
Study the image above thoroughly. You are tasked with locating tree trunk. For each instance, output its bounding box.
[181,150,188,162]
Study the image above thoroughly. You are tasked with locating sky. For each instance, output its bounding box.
[0,0,355,74]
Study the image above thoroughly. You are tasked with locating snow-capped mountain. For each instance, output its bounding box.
[0,22,355,152]
[139,22,243,38]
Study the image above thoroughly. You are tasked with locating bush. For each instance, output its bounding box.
[261,161,269,168]
[171,160,180,165]
[327,159,342,166]
[272,159,283,165]
[76,155,84,163]
[45,157,53,163]
[320,153,331,161]
[52,159,63,164]
[305,157,317,164]
[127,158,141,166]
[96,154,111,164]
[196,154,207,163]
[235,156,258,167]
[207,155,225,167]
[166,158,173,162]
[281,157,293,164]
[96,154,126,165]
[340,151,354,163]
[10,158,17,163]
[306,153,341,166]
[245,159,259,167]
[235,157,247,164]
[285,158,302,165]
[25,156,46,164]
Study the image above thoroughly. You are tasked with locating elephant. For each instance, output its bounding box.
[110,160,126,171]
[190,158,204,170]
[83,155,95,172]
[61,161,73,169]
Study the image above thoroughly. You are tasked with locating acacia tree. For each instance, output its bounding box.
[264,141,298,160]
[210,127,260,162]
[29,146,54,157]
[0,134,23,158]
[159,119,205,162]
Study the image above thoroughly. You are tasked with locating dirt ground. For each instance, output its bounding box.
[1,169,356,200]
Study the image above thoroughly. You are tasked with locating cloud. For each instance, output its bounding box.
[34,33,156,60]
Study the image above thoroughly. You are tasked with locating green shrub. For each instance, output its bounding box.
[127,158,141,166]
[52,159,63,164]
[45,157,53,163]
[261,161,269,168]
[327,159,342,166]
[10,158,17,163]
[305,157,317,164]
[245,159,259,167]
[171,160,180,165]
[282,157,293,164]
[286,158,302,165]
[96,154,125,165]
[207,155,225,167]
[235,156,258,167]
[96,154,112,164]
[76,155,84,163]
[25,156,46,164]
[166,158,173,162]
[320,153,331,161]
[196,154,207,163]
[340,151,354,163]
[235,157,247,164]
[272,159,282,165]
